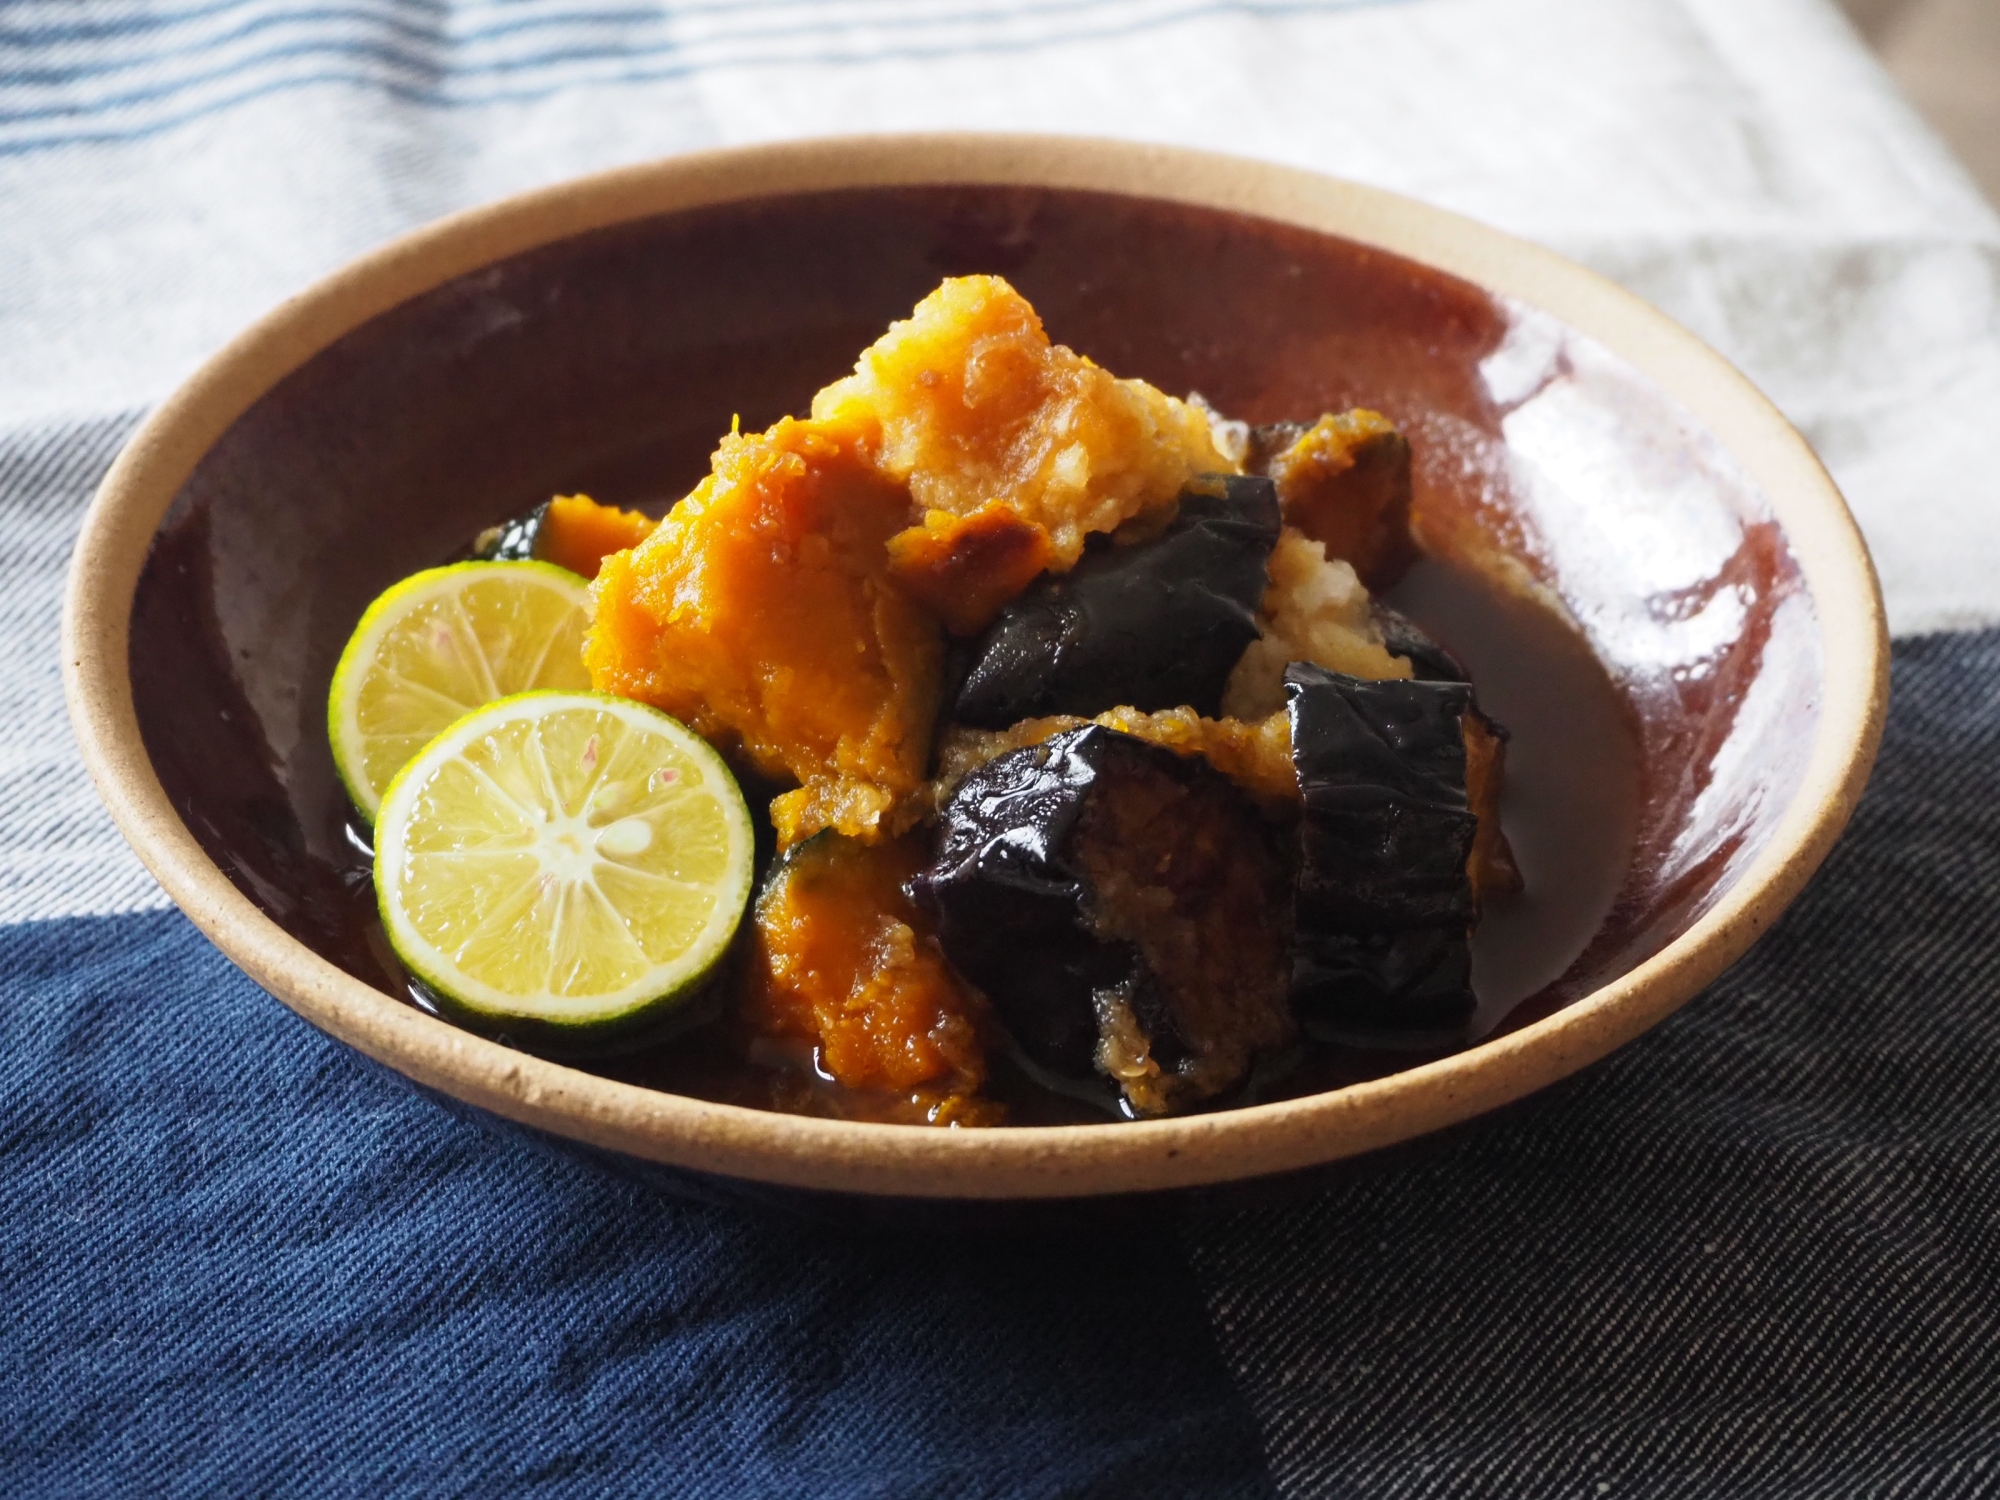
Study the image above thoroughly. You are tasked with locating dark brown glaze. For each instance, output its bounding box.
[129,184,1807,1120]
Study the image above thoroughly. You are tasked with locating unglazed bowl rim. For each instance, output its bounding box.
[61,134,1889,1199]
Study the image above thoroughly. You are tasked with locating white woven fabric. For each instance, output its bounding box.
[6,0,1998,921]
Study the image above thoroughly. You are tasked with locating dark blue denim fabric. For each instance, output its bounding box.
[0,911,1274,1498]
[14,635,2000,1497]
[1190,630,2000,1497]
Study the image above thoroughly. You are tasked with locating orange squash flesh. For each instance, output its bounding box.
[884,503,1057,636]
[1262,410,1417,590]
[584,416,942,845]
[812,275,1233,569]
[535,494,656,580]
[744,833,989,1108]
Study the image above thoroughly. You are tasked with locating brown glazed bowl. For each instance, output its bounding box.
[63,135,1886,1206]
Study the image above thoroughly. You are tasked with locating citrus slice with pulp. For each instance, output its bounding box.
[328,561,593,820]
[374,691,755,1047]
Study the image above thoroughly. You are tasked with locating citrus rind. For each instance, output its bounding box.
[328,560,593,820]
[373,691,756,1039]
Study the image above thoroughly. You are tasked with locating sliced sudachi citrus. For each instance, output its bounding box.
[373,691,756,1046]
[328,561,593,820]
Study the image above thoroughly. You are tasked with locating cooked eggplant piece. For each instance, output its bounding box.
[951,475,1282,728]
[1285,661,1482,1035]
[473,501,546,562]
[932,705,1302,812]
[1357,609,1524,901]
[1372,602,1470,684]
[911,725,1296,1118]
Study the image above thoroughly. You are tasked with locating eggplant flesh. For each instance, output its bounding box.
[911,725,1295,1117]
[1285,661,1480,1034]
[951,475,1282,729]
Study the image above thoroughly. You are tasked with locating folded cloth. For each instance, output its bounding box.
[6,1,2000,1494]
[10,629,2000,1494]
[0,911,1274,1497]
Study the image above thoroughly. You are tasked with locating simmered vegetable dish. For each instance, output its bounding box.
[341,274,1523,1125]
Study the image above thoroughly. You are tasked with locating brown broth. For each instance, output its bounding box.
[1392,559,1641,1036]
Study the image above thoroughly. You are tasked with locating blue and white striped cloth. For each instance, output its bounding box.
[8,3,2000,1493]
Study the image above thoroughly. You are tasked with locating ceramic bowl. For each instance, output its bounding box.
[63,135,1886,1204]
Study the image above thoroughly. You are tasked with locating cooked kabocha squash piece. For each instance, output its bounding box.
[952,475,1282,728]
[743,832,991,1119]
[912,726,1295,1119]
[536,495,657,580]
[475,494,657,580]
[1247,410,1417,590]
[584,416,943,848]
[813,275,1235,572]
[1285,662,1503,1035]
[884,502,1057,637]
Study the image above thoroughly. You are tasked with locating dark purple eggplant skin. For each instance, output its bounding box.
[1372,603,1470,684]
[951,474,1282,728]
[1285,661,1480,1032]
[910,726,1202,1083]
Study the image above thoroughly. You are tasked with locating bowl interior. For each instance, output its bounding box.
[127,183,1814,1114]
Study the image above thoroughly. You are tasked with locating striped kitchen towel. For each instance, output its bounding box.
[7,2,2000,1494]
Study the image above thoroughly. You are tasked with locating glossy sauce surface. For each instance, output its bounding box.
[129,186,1808,1125]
